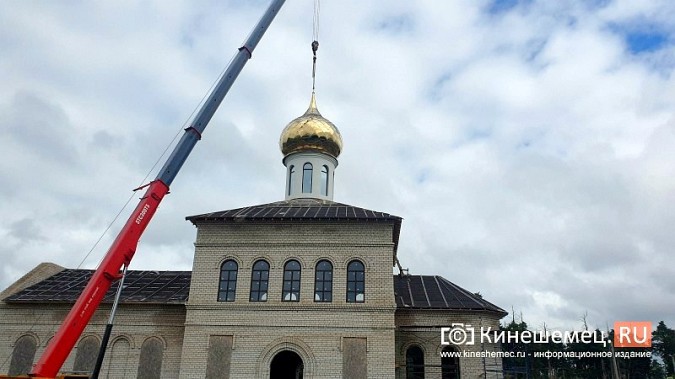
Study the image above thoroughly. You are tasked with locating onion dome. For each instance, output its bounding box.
[279,93,343,158]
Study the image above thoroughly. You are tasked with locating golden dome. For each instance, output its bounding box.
[279,93,343,158]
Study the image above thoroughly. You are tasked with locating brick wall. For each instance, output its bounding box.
[395,309,504,379]
[0,303,185,378]
[180,219,398,378]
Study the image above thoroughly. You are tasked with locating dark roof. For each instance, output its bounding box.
[187,198,402,252]
[187,198,401,222]
[4,269,190,305]
[394,275,507,315]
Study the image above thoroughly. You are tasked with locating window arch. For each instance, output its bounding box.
[320,165,329,196]
[314,260,333,302]
[8,335,37,375]
[218,260,238,302]
[406,345,425,379]
[137,337,163,379]
[282,260,301,301]
[441,345,460,379]
[302,163,313,193]
[346,260,365,303]
[250,260,269,302]
[107,337,132,378]
[73,335,100,373]
[288,165,295,195]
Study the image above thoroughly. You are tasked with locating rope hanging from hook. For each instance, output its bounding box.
[312,0,320,42]
[312,0,320,91]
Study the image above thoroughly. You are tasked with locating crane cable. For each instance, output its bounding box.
[313,0,320,42]
[76,49,241,270]
[312,0,320,91]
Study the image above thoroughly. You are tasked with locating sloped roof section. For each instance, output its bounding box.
[394,275,506,316]
[187,198,403,252]
[4,269,191,305]
[187,198,401,222]
[0,262,65,301]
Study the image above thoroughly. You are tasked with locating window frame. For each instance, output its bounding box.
[441,345,460,379]
[282,260,301,302]
[346,260,365,303]
[249,260,270,302]
[218,260,238,302]
[302,162,313,193]
[406,345,425,379]
[314,260,333,302]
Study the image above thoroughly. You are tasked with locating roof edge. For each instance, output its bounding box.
[185,199,403,223]
[0,262,65,301]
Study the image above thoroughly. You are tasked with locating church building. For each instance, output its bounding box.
[0,91,506,378]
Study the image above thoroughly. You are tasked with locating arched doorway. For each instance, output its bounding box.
[270,350,303,379]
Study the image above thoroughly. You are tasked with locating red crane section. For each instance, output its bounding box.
[31,180,168,377]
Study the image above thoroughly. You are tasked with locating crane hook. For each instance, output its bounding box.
[312,40,319,90]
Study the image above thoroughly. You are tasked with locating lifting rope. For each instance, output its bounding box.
[76,50,241,270]
[312,0,320,42]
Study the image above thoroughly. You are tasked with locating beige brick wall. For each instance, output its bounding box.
[181,219,399,378]
[0,303,185,378]
[395,309,504,379]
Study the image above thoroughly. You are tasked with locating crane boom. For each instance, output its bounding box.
[29,1,286,377]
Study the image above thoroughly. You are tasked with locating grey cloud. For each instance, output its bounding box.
[91,130,125,150]
[7,218,45,243]
[3,91,78,164]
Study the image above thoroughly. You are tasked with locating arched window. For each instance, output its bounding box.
[314,260,333,302]
[250,260,269,302]
[302,163,313,193]
[282,260,301,301]
[73,335,100,373]
[441,346,460,379]
[406,345,425,379]
[346,260,365,303]
[107,337,131,378]
[137,337,163,379]
[218,260,238,302]
[320,165,329,196]
[8,335,37,375]
[288,165,295,195]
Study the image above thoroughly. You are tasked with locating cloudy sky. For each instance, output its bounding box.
[1,0,673,332]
